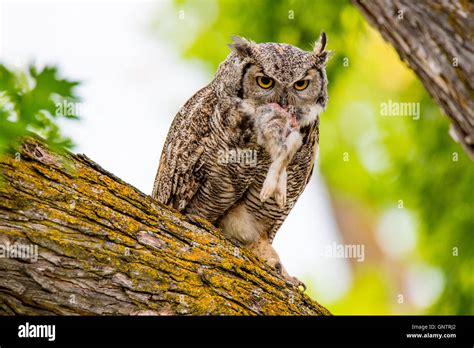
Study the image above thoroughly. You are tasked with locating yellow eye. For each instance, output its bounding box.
[256,76,274,89]
[294,79,309,91]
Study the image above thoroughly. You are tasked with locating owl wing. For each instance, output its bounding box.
[152,86,215,211]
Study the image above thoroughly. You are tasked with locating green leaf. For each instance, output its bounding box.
[0,63,81,155]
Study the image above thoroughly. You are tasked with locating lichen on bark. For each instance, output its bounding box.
[0,136,330,316]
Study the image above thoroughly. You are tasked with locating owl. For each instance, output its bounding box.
[152,33,331,288]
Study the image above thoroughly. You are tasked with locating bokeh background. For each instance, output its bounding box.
[1,0,472,314]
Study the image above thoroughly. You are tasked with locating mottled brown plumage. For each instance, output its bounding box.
[152,33,331,287]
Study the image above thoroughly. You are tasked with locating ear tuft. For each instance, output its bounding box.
[318,49,335,66]
[313,31,327,54]
[228,35,254,57]
[313,31,333,65]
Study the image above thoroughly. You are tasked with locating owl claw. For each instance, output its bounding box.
[287,276,306,292]
[276,262,307,291]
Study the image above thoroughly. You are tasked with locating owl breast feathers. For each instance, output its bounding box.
[152,33,331,287]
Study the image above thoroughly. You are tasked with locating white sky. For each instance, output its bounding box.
[0,0,349,302]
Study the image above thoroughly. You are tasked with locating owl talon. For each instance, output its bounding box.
[290,277,307,292]
[275,262,306,291]
[282,272,306,291]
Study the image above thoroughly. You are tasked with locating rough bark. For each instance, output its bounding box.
[0,136,330,316]
[353,0,474,159]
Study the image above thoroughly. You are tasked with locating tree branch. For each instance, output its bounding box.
[0,137,330,316]
[353,0,474,159]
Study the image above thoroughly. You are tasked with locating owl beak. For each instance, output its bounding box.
[279,92,288,108]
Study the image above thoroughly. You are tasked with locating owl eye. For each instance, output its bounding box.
[294,79,309,91]
[256,76,274,89]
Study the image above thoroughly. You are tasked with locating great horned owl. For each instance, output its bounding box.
[152,33,331,288]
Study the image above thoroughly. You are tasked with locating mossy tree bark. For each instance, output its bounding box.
[0,137,330,316]
[353,0,474,159]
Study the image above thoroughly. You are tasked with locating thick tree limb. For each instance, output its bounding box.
[0,137,330,316]
[353,0,474,159]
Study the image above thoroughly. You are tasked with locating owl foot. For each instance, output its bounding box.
[285,274,307,291]
[275,262,306,291]
[248,238,306,291]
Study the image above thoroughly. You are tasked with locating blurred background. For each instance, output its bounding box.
[0,0,472,314]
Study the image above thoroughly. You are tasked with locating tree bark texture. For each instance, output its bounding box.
[0,137,330,316]
[353,0,474,158]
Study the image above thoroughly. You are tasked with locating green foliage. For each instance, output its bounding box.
[0,64,80,154]
[158,0,474,314]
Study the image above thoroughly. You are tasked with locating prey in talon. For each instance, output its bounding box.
[254,103,303,208]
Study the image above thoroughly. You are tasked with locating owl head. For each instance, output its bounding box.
[216,33,332,116]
